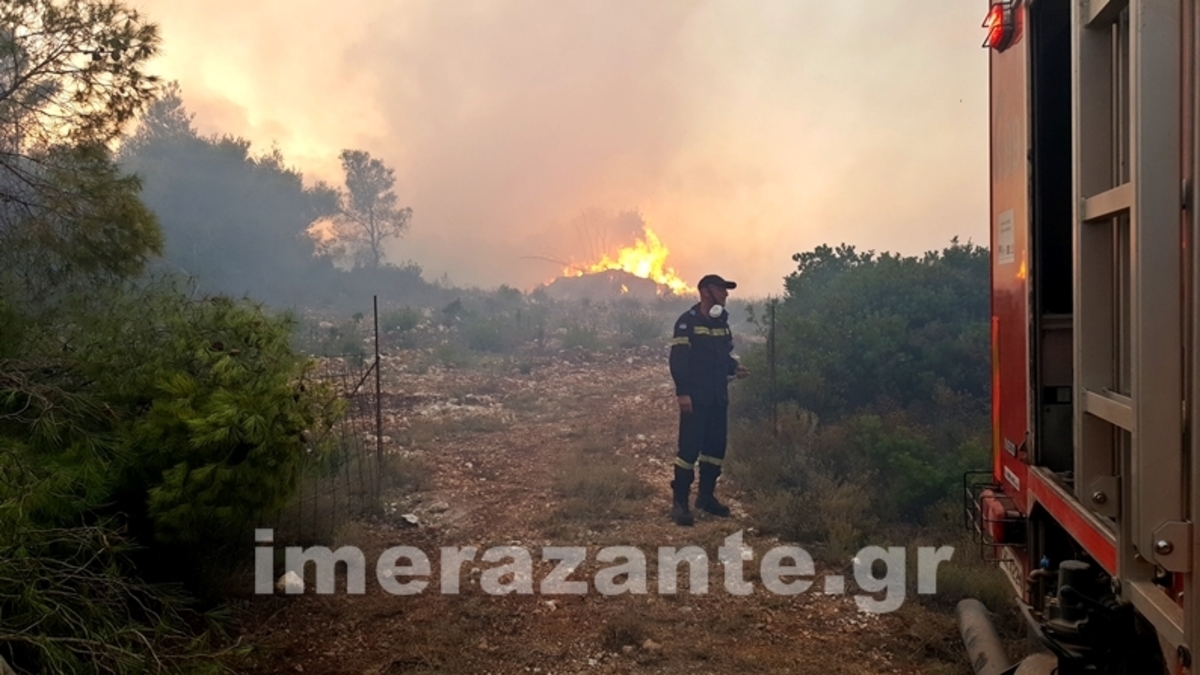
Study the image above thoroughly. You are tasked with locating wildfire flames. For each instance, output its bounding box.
[562,226,691,296]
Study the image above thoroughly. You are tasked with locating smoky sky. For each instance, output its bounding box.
[133,0,990,296]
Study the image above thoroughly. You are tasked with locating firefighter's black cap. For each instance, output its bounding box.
[698,274,737,290]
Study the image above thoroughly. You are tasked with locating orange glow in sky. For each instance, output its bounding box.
[133,0,989,296]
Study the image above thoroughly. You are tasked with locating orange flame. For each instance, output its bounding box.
[563,226,691,296]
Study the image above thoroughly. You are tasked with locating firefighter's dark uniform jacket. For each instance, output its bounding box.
[669,304,738,407]
[669,302,737,490]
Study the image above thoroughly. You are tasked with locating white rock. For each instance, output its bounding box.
[276,570,304,593]
[400,513,420,527]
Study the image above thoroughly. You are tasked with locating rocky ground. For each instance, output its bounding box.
[233,346,975,674]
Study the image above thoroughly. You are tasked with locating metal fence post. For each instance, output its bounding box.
[769,297,777,435]
[373,295,383,498]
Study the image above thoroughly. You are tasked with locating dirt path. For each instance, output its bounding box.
[236,348,965,674]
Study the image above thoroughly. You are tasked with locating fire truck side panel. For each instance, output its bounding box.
[990,0,1033,516]
[975,1,1195,671]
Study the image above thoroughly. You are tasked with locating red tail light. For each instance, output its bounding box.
[983,2,1016,51]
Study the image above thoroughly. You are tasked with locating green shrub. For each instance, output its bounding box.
[615,307,663,346]
[0,523,231,675]
[303,320,367,362]
[840,414,987,521]
[3,290,340,543]
[562,323,600,350]
[434,343,477,368]
[99,294,343,546]
[1,284,335,671]
[381,307,420,333]
[464,316,522,353]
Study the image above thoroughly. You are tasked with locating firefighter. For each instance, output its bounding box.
[668,274,749,526]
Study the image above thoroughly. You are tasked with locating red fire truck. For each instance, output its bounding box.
[964,0,1200,672]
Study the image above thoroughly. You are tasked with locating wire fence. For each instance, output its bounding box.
[265,293,776,541]
[269,297,385,545]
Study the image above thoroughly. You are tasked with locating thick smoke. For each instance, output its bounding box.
[135,0,989,296]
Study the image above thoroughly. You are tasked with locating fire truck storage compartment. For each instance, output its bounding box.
[1030,0,1073,475]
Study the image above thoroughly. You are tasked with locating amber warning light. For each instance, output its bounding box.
[982,2,1016,51]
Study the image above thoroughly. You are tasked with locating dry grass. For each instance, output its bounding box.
[447,414,510,434]
[554,457,653,522]
[400,414,510,447]
[727,415,879,564]
[379,454,431,495]
[541,433,653,532]
[501,391,547,414]
[576,434,619,456]
[810,473,874,563]
[599,615,650,651]
[929,557,1016,613]
[332,520,374,550]
[887,602,977,674]
[380,614,479,674]
[724,407,1019,673]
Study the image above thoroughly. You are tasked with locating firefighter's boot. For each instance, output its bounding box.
[696,466,731,517]
[671,467,694,526]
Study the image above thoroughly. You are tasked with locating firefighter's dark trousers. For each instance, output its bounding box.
[672,403,728,503]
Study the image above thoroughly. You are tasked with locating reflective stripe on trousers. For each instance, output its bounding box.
[676,404,728,476]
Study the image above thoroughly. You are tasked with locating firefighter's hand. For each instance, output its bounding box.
[677,395,693,414]
[735,365,750,379]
